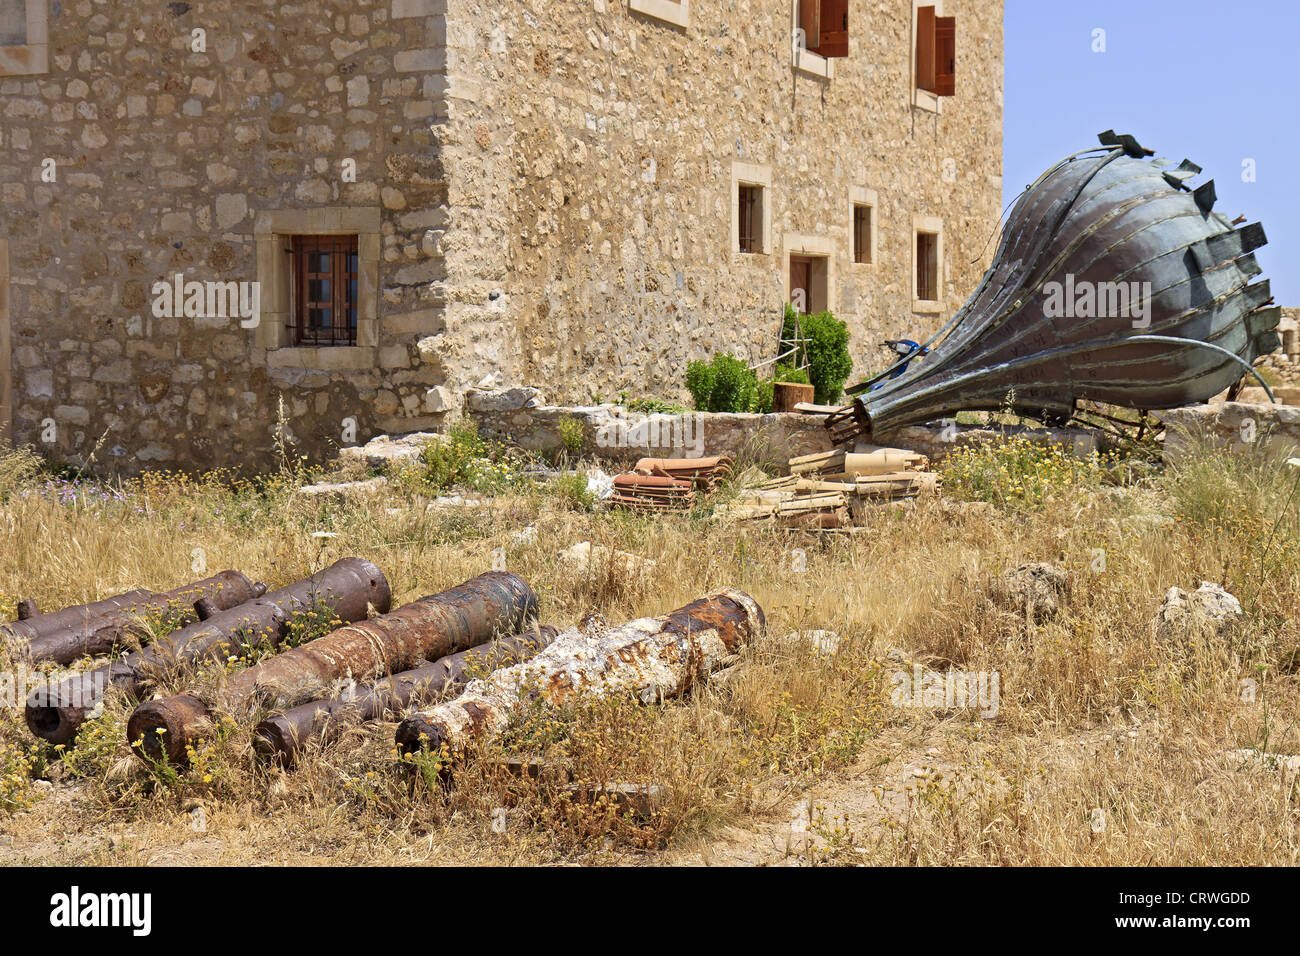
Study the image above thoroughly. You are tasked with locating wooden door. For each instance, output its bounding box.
[790,256,812,313]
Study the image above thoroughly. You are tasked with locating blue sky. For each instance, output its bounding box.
[1005,0,1295,304]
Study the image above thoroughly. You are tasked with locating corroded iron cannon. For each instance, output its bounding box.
[395,589,764,761]
[128,571,540,764]
[2,571,264,666]
[26,558,390,745]
[254,624,560,766]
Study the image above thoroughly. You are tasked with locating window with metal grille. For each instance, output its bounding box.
[916,231,939,301]
[853,204,873,264]
[290,235,359,346]
[738,184,763,254]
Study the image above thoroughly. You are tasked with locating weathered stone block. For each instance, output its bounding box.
[424,385,454,413]
[1159,402,1300,464]
[466,386,544,413]
[393,0,439,17]
[394,49,445,73]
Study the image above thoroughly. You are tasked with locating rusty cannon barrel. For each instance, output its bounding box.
[255,624,560,767]
[2,571,264,666]
[26,558,389,746]
[129,571,540,764]
[395,589,764,762]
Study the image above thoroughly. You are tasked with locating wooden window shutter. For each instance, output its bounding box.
[935,16,955,95]
[799,0,820,54]
[818,0,849,58]
[916,5,936,93]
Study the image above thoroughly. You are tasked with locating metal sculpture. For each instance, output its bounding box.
[827,131,1280,445]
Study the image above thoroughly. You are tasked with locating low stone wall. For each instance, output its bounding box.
[464,387,831,471]
[462,387,1104,472]
[1159,402,1300,465]
[334,389,1298,477]
[1233,385,1300,405]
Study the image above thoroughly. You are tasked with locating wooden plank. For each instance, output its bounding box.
[935,16,955,96]
[916,5,937,92]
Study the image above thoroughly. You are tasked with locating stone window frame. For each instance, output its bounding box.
[912,214,944,314]
[0,0,49,77]
[629,0,690,30]
[910,0,943,114]
[254,208,381,370]
[730,162,773,258]
[791,0,834,81]
[849,186,878,268]
[784,232,836,315]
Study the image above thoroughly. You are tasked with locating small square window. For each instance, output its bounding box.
[290,235,359,346]
[853,204,873,264]
[738,184,764,255]
[0,1,27,46]
[916,231,939,301]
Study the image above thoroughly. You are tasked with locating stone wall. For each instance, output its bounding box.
[0,0,1004,474]
[465,385,833,470]
[441,0,1005,406]
[463,386,1101,471]
[1159,402,1300,465]
[1258,307,1300,388]
[0,0,449,472]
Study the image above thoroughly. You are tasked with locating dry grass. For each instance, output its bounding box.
[0,434,1298,865]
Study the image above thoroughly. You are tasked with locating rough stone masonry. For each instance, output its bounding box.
[0,0,1003,472]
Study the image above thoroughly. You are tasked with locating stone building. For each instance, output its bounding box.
[0,0,1003,472]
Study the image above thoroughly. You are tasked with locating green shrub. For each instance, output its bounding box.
[774,363,810,385]
[681,351,754,411]
[0,736,40,811]
[781,305,853,404]
[685,360,716,411]
[557,415,585,454]
[387,422,528,494]
[417,422,488,490]
[622,397,688,415]
[284,601,346,651]
[59,711,125,781]
[544,473,595,510]
[941,435,1109,511]
[684,353,818,414]
[685,354,765,413]
[708,354,758,413]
